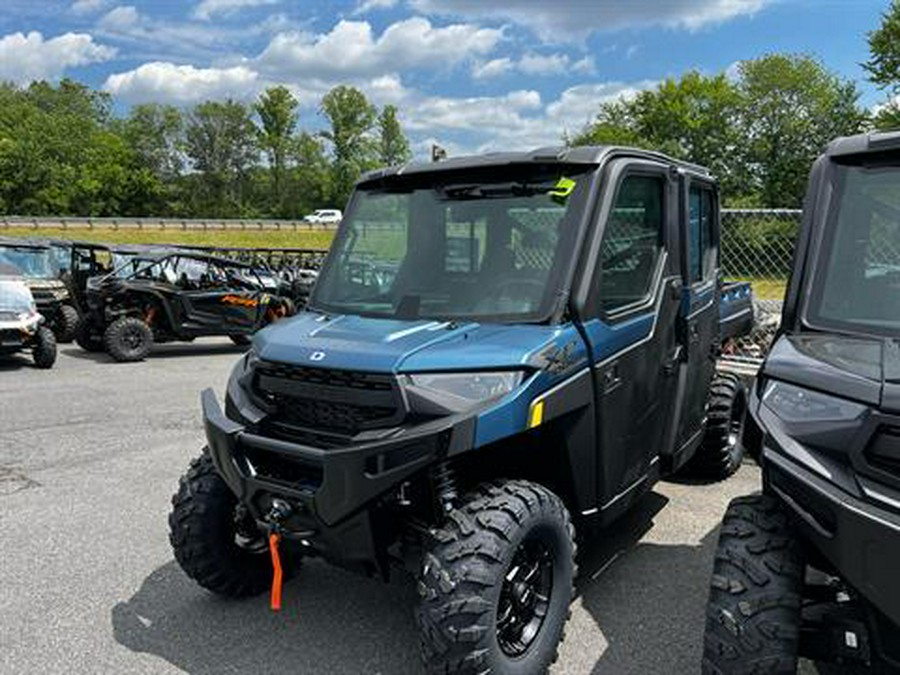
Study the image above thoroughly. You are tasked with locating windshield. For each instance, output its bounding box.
[807,162,900,336]
[311,166,591,322]
[0,280,36,313]
[0,246,58,279]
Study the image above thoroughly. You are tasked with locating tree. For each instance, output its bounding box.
[319,85,378,206]
[185,100,258,216]
[377,105,412,167]
[255,86,299,212]
[570,72,746,197]
[865,0,900,93]
[739,54,867,207]
[120,104,184,181]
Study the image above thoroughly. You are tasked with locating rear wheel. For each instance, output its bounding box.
[31,327,56,369]
[54,304,80,343]
[417,480,576,675]
[688,372,747,480]
[75,321,105,352]
[104,316,152,362]
[702,494,804,674]
[169,452,277,598]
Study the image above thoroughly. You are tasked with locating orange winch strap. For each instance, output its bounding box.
[269,532,283,612]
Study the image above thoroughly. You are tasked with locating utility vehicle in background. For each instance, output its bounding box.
[77,250,296,362]
[0,275,56,369]
[0,238,80,343]
[703,131,900,674]
[169,146,753,674]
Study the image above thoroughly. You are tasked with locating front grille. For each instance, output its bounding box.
[253,361,405,440]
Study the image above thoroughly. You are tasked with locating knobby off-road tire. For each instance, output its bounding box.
[54,304,80,343]
[75,322,105,352]
[31,326,57,369]
[169,452,277,598]
[417,480,577,675]
[690,372,748,480]
[703,494,805,675]
[104,316,153,362]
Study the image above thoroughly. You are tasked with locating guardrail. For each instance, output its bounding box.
[0,216,340,231]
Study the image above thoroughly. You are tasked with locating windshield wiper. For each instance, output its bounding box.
[441,182,553,200]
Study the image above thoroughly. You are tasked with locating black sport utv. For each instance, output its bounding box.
[169,146,754,674]
[78,250,297,362]
[703,131,900,673]
[0,238,80,343]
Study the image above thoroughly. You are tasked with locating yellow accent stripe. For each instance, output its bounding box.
[528,400,544,429]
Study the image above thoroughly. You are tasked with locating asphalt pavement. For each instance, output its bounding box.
[1,340,768,674]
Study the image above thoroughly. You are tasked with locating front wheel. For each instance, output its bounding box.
[31,327,57,369]
[417,480,577,675]
[104,316,153,362]
[702,494,805,674]
[169,452,279,598]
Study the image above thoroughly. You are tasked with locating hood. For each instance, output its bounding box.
[764,333,900,413]
[253,312,564,374]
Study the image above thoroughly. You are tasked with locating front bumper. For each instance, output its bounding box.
[753,390,900,629]
[202,388,476,561]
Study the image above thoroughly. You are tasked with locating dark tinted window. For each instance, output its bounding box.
[808,164,900,334]
[689,186,716,283]
[597,175,664,312]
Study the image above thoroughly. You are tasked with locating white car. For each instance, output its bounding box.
[303,209,342,225]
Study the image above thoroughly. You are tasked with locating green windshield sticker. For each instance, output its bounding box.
[549,177,576,203]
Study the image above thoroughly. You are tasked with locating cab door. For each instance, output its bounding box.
[673,178,721,456]
[579,159,684,517]
[175,257,260,333]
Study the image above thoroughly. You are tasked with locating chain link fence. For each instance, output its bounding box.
[720,209,802,371]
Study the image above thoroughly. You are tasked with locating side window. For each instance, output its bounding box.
[689,185,716,283]
[597,174,665,313]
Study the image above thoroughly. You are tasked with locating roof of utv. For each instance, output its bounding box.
[360,145,712,184]
[826,130,900,158]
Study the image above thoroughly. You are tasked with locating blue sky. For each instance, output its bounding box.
[0,0,892,156]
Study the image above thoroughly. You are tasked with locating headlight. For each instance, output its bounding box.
[762,381,866,424]
[404,371,526,415]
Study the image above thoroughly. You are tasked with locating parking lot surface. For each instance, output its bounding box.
[2,341,766,674]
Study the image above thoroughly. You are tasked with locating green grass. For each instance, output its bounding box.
[1,227,335,250]
[730,277,787,300]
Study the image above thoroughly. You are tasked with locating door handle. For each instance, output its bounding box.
[602,363,621,393]
[664,345,684,376]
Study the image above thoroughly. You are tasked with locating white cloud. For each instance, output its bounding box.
[97,5,140,31]
[70,0,111,15]
[104,62,260,104]
[193,0,281,21]
[472,52,594,79]
[471,57,513,79]
[0,31,116,85]
[256,18,503,80]
[354,0,399,13]
[409,0,769,41]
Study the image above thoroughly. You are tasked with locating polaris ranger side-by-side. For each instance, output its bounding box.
[703,131,900,674]
[169,146,753,674]
[0,275,56,369]
[0,238,80,343]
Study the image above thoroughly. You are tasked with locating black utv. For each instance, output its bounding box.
[703,131,900,673]
[78,251,296,362]
[169,146,756,674]
[0,238,80,343]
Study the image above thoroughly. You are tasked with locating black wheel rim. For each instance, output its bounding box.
[123,326,145,350]
[727,394,747,454]
[497,536,553,657]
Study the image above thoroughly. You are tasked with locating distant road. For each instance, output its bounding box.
[0,216,340,231]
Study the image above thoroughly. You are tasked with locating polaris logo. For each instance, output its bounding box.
[309,351,326,362]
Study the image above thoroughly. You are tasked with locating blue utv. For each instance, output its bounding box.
[169,146,754,674]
